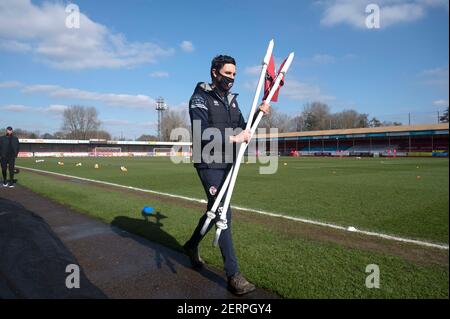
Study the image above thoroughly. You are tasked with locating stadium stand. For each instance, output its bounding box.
[256,123,448,157]
[17,124,448,158]
[18,139,191,158]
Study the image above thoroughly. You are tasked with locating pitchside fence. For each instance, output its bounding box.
[17,139,191,158]
[92,147,122,157]
[16,123,449,158]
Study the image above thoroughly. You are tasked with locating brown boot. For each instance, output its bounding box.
[228,272,256,296]
[183,243,205,269]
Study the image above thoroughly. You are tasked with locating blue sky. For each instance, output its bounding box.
[0,0,448,139]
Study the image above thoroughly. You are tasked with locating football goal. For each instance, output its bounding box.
[92,147,122,157]
[153,147,175,157]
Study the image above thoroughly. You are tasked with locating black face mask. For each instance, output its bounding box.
[214,72,234,93]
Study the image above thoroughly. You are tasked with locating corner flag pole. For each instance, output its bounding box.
[213,52,295,246]
[199,39,274,236]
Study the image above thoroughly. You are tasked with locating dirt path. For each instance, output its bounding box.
[21,168,449,268]
[0,186,279,299]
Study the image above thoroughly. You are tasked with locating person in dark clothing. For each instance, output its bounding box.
[0,127,20,188]
[183,55,270,296]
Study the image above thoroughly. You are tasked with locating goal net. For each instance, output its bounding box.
[153,147,175,157]
[92,147,122,157]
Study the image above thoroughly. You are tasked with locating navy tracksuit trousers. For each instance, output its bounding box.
[1,157,15,183]
[185,167,239,278]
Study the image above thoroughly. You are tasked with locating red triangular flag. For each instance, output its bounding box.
[263,55,286,102]
[263,54,276,101]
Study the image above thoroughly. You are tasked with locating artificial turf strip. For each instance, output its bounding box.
[17,156,449,243]
[17,170,449,298]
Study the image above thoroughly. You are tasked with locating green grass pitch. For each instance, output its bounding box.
[17,156,449,244]
[14,156,450,298]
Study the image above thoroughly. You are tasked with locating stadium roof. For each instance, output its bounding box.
[18,123,448,144]
[255,123,449,140]
[18,139,191,145]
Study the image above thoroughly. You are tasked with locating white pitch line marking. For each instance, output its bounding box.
[18,165,449,250]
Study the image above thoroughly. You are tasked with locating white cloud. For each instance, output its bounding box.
[180,40,194,53]
[297,53,357,68]
[433,99,449,107]
[382,3,425,26]
[102,119,131,126]
[418,0,449,10]
[422,66,449,77]
[244,59,290,76]
[0,0,174,69]
[244,65,262,76]
[0,103,67,114]
[0,39,32,52]
[137,121,157,127]
[319,0,448,29]
[0,81,23,88]
[243,79,259,91]
[320,0,367,28]
[342,53,358,60]
[22,84,156,109]
[169,101,189,113]
[43,104,67,113]
[421,66,449,90]
[283,79,336,102]
[244,78,335,103]
[0,104,31,112]
[311,54,336,64]
[149,71,169,78]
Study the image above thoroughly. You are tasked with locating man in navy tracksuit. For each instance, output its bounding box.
[183,55,269,295]
[0,126,20,188]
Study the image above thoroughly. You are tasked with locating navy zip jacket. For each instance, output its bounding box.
[0,135,20,159]
[189,82,256,169]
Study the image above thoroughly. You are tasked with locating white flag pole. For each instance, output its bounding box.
[199,40,274,236]
[213,52,295,246]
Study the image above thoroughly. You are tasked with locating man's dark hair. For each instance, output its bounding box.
[6,126,13,131]
[210,55,236,80]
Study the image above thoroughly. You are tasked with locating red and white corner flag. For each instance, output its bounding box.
[263,54,286,102]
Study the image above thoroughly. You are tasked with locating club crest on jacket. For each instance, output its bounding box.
[209,186,217,196]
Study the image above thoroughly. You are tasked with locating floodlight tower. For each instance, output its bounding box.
[155,97,168,141]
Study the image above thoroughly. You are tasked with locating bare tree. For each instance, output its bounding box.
[381,120,402,126]
[161,109,190,141]
[332,110,369,129]
[258,107,279,130]
[62,105,101,139]
[440,107,449,123]
[256,104,370,132]
[301,102,331,131]
[53,131,67,139]
[2,128,39,138]
[288,115,305,132]
[356,113,370,128]
[369,117,382,127]
[41,133,55,139]
[273,112,292,133]
[136,134,158,141]
[87,130,111,140]
[368,117,402,127]
[258,107,292,133]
